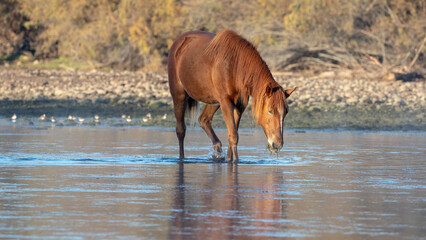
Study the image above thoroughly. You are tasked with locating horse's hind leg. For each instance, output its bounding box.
[170,85,188,159]
[198,104,222,153]
[174,98,187,159]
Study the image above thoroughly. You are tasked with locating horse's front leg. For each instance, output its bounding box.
[226,105,246,161]
[220,100,239,163]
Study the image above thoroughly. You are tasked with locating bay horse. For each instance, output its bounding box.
[168,30,296,163]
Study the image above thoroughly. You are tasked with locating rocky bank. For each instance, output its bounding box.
[0,69,424,130]
[1,69,425,108]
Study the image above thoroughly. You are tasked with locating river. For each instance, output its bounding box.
[0,119,425,239]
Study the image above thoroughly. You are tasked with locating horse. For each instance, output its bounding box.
[168,30,296,163]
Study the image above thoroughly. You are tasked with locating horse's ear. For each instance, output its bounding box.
[284,87,297,98]
[265,83,273,97]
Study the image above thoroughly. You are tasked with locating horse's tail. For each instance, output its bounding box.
[186,97,199,127]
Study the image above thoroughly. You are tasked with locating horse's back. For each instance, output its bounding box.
[168,31,213,74]
[168,31,219,104]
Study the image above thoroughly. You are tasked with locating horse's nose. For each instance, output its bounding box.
[272,142,282,151]
[268,140,282,153]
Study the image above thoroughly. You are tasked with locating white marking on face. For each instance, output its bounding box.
[268,138,274,146]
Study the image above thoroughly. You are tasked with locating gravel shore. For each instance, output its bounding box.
[0,69,424,130]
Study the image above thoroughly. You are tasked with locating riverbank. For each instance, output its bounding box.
[0,69,424,130]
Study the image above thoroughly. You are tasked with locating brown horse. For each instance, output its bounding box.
[168,30,296,163]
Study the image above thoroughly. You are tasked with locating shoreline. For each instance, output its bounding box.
[0,68,424,131]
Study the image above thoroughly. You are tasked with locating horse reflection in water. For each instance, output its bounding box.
[168,30,296,162]
[168,163,287,239]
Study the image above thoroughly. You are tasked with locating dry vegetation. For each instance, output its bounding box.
[0,0,425,78]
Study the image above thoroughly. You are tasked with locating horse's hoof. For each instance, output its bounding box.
[213,143,222,153]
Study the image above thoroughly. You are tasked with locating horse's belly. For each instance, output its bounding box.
[183,79,219,104]
[192,95,219,104]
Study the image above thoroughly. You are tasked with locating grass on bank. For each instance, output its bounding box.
[2,56,103,71]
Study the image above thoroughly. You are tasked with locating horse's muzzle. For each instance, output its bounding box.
[267,141,282,153]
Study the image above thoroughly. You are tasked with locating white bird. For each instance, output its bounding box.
[121,114,127,119]
[126,116,132,123]
[162,113,167,120]
[146,113,152,119]
[11,113,17,121]
[94,114,99,122]
[39,114,46,121]
[78,117,85,123]
[68,115,73,120]
[51,117,56,123]
[142,117,148,122]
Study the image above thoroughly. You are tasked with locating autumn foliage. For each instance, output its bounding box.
[0,0,424,75]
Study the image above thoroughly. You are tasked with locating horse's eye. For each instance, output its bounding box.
[268,110,273,115]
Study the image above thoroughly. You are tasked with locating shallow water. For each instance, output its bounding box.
[0,119,425,239]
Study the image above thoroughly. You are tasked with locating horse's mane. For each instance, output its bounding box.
[203,30,285,121]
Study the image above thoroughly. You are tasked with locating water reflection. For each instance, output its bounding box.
[167,163,292,239]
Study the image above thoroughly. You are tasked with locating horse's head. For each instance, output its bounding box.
[255,85,296,153]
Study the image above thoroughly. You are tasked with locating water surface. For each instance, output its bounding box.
[0,119,425,239]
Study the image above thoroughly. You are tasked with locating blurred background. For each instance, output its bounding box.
[1,0,425,77]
